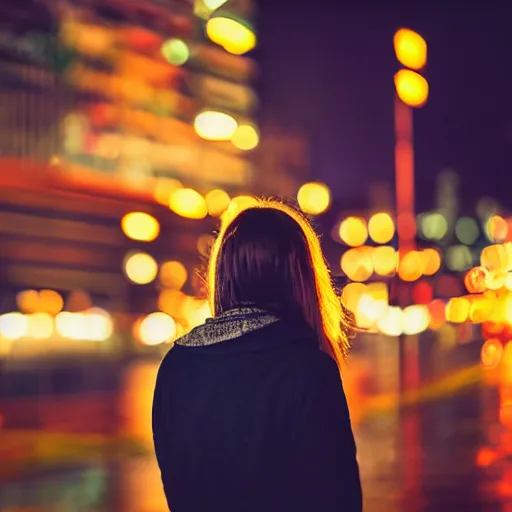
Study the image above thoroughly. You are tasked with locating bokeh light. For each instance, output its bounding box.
[394,69,429,107]
[402,305,430,335]
[372,246,397,276]
[420,212,448,241]
[124,251,158,285]
[421,248,442,276]
[393,28,427,70]
[138,312,176,346]
[341,247,373,282]
[205,189,231,217]
[297,182,331,215]
[0,312,28,340]
[206,13,256,55]
[481,338,503,369]
[169,188,208,219]
[486,215,508,242]
[231,124,259,150]
[194,110,237,141]
[446,245,473,272]
[121,212,160,242]
[16,289,40,314]
[339,217,368,247]
[159,261,188,290]
[368,212,395,244]
[161,38,190,66]
[398,250,423,282]
[455,217,480,245]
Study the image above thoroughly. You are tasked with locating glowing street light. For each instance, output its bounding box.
[393,28,429,257]
[206,11,256,55]
[393,28,427,70]
[394,69,429,108]
[392,28,429,417]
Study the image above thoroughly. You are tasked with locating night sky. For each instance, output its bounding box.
[256,4,512,213]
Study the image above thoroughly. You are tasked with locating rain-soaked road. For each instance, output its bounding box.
[1,335,510,511]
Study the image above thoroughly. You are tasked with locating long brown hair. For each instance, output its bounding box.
[208,198,354,365]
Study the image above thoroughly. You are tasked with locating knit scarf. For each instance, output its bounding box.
[176,307,280,347]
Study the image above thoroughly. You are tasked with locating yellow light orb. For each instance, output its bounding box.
[124,251,158,285]
[27,312,54,339]
[153,178,183,206]
[341,282,367,313]
[121,212,160,242]
[138,312,176,346]
[16,289,40,313]
[169,188,208,220]
[231,124,259,150]
[297,182,331,216]
[205,189,231,217]
[194,110,237,141]
[372,246,397,276]
[486,215,508,242]
[39,289,64,316]
[229,195,258,211]
[394,69,429,108]
[393,28,427,70]
[339,217,368,247]
[368,212,395,244]
[0,312,28,340]
[159,261,188,290]
[340,247,373,282]
[402,305,430,335]
[421,248,442,276]
[221,195,259,225]
[481,338,503,369]
[206,14,256,55]
[83,308,114,342]
[377,306,403,337]
[445,297,470,323]
[398,250,423,282]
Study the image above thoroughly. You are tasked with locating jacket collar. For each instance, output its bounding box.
[175,314,318,355]
[176,307,280,347]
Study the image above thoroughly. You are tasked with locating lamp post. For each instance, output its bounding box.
[393,28,429,392]
[393,28,428,506]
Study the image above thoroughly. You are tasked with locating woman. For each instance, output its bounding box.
[152,199,362,512]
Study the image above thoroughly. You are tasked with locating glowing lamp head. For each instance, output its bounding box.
[206,11,256,55]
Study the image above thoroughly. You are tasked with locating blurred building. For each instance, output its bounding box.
[0,0,268,358]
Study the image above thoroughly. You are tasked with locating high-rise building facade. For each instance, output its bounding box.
[0,0,261,353]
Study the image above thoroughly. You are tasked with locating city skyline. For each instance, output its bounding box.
[257,4,512,212]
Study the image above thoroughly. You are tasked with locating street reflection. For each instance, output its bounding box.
[3,336,512,511]
[117,361,167,512]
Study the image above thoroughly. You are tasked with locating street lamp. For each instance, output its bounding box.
[393,29,428,499]
[393,28,428,256]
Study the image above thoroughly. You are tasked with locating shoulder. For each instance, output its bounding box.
[155,344,183,379]
[284,342,342,390]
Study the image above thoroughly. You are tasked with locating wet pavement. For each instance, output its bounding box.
[1,338,511,511]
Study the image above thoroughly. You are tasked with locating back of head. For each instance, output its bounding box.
[208,198,354,364]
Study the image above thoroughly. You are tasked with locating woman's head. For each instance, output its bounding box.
[208,198,354,363]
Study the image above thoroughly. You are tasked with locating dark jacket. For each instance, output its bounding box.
[152,317,362,512]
